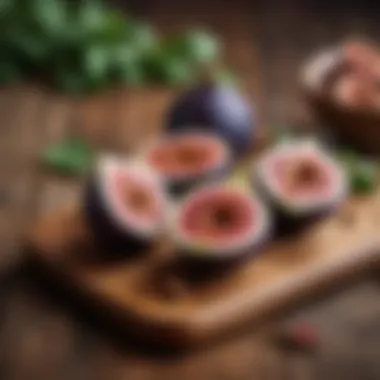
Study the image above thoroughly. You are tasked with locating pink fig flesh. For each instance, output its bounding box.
[112,171,162,223]
[180,190,257,244]
[147,134,227,178]
[268,153,335,200]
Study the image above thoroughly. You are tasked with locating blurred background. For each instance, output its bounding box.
[1,0,380,379]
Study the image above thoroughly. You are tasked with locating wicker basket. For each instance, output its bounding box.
[301,48,380,154]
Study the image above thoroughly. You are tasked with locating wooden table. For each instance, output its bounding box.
[1,1,380,379]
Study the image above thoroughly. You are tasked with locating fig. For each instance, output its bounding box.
[301,40,380,153]
[83,156,168,251]
[170,184,271,266]
[166,83,255,156]
[254,140,348,234]
[143,131,232,196]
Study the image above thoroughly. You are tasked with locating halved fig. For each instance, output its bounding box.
[143,131,232,195]
[170,184,271,264]
[84,156,168,251]
[254,140,348,234]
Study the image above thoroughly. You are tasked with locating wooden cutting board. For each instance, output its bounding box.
[25,191,380,349]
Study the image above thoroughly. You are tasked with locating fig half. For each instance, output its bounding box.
[170,184,271,265]
[143,131,232,196]
[254,140,348,234]
[84,156,168,251]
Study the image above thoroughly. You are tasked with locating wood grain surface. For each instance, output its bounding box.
[25,192,380,349]
[1,0,380,379]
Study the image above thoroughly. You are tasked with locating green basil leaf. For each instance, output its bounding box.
[31,0,69,36]
[53,68,88,95]
[1,0,226,94]
[143,46,194,85]
[84,44,110,82]
[163,58,194,85]
[100,10,128,42]
[76,0,109,40]
[349,159,378,195]
[112,43,139,65]
[166,29,221,65]
[43,138,94,175]
[0,0,15,20]
[125,22,157,53]
[7,30,49,63]
[117,63,145,86]
[0,60,22,85]
[110,43,144,85]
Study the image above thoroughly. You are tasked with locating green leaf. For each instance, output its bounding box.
[349,159,378,195]
[120,69,144,86]
[0,0,226,93]
[338,149,378,195]
[164,58,194,85]
[125,22,157,53]
[185,29,221,63]
[43,138,94,175]
[338,148,357,166]
[77,0,108,35]
[0,60,22,85]
[84,44,110,82]
[143,48,194,85]
[102,10,131,43]
[0,0,15,19]
[112,43,139,65]
[166,29,221,65]
[1,0,25,27]
[7,30,49,63]
[53,69,88,95]
[31,0,69,36]
[116,62,145,86]
[75,0,128,47]
[109,43,143,84]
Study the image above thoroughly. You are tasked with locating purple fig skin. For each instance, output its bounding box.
[167,83,255,156]
[82,174,154,253]
[254,177,325,236]
[273,206,336,237]
[177,235,270,275]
